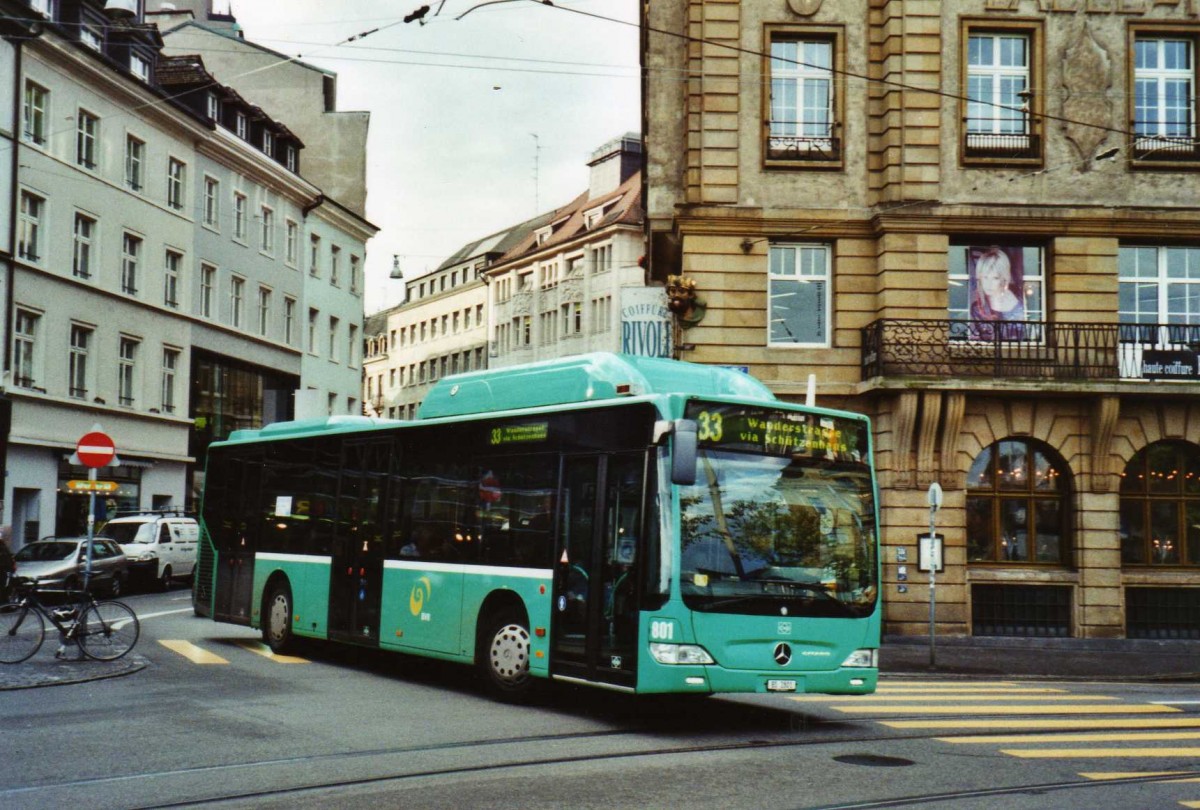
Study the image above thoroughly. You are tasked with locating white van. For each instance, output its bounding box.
[101,514,200,590]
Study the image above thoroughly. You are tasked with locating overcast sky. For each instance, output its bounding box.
[225,0,641,313]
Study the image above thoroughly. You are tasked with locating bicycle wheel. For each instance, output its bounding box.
[77,601,139,661]
[0,603,45,664]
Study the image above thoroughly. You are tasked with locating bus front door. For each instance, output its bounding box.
[552,453,644,689]
[328,439,392,645]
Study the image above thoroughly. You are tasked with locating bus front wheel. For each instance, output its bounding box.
[263,582,296,654]
[478,610,534,701]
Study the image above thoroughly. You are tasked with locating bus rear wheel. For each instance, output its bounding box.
[263,583,296,654]
[479,610,534,701]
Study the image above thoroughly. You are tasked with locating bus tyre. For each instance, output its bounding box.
[263,583,296,654]
[479,610,534,702]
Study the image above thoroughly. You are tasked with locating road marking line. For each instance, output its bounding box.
[833,704,1179,715]
[159,640,228,664]
[792,694,1114,703]
[875,687,1067,694]
[1179,801,1200,808]
[942,731,1200,744]
[885,718,1200,730]
[1080,772,1192,780]
[1152,701,1200,706]
[880,680,1019,687]
[233,639,308,664]
[1004,747,1200,759]
[136,608,195,620]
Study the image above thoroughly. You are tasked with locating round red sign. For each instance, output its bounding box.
[76,431,115,468]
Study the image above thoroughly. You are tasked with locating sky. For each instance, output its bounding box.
[225,0,642,314]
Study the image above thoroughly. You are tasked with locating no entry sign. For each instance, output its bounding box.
[76,431,116,468]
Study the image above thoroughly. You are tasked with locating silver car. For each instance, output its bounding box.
[12,538,129,597]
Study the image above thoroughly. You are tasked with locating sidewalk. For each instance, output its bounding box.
[882,635,1200,681]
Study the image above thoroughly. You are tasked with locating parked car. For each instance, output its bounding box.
[100,513,199,590]
[12,538,129,597]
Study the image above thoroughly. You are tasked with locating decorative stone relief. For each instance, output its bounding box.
[562,278,583,302]
[1061,18,1114,166]
[786,0,823,16]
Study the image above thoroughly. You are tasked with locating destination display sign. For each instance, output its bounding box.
[685,402,865,460]
[488,421,550,446]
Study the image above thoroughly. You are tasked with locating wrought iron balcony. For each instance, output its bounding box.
[862,320,1200,383]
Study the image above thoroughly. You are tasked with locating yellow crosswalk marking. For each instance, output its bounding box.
[159,640,228,664]
[943,731,1200,744]
[792,694,1114,703]
[1005,747,1200,759]
[233,639,308,664]
[1081,772,1193,780]
[885,718,1200,730]
[833,704,1178,715]
[1179,801,1200,808]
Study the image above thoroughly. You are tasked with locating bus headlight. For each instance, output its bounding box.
[649,642,714,665]
[841,648,878,668]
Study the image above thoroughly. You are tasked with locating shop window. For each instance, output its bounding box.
[961,22,1042,164]
[948,244,1045,341]
[1120,440,1200,565]
[763,28,842,167]
[966,438,1070,564]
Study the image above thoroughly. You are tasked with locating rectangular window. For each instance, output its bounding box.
[13,310,38,388]
[257,286,271,336]
[76,110,98,169]
[948,245,1045,341]
[206,93,219,121]
[167,158,185,210]
[348,324,358,367]
[163,250,181,308]
[17,191,44,263]
[121,233,141,295]
[262,130,274,156]
[125,135,144,191]
[330,245,341,286]
[73,213,95,279]
[590,244,613,274]
[230,276,245,328]
[81,26,102,51]
[161,349,179,414]
[766,32,840,164]
[963,26,1041,162]
[23,81,47,145]
[286,146,297,173]
[203,177,219,228]
[1132,33,1199,162]
[310,235,321,276]
[118,337,138,406]
[1119,246,1200,344]
[284,297,296,344]
[130,53,150,82]
[350,255,361,293]
[261,207,274,253]
[768,243,831,346]
[69,324,91,399]
[329,316,339,362]
[235,113,247,140]
[308,308,319,353]
[285,221,298,265]
[200,264,216,318]
[233,193,247,240]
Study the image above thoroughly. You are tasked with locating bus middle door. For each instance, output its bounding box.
[328,439,392,645]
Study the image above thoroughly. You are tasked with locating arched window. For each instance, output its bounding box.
[966,438,1071,564]
[1120,441,1200,566]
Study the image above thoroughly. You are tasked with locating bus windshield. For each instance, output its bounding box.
[679,404,878,618]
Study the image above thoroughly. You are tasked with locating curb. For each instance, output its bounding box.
[0,653,148,690]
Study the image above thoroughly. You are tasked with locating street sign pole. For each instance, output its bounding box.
[927,482,943,670]
[75,427,116,595]
[85,467,96,593]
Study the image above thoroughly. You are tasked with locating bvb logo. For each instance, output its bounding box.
[409,576,432,616]
[787,0,823,15]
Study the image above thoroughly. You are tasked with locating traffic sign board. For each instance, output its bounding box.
[76,431,116,468]
[66,480,119,493]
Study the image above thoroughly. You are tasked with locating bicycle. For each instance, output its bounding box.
[0,578,140,664]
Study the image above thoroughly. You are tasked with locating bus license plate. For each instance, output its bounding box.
[767,679,797,692]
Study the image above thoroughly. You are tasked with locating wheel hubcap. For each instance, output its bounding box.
[489,623,530,685]
[268,595,289,643]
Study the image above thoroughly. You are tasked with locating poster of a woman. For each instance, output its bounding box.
[969,246,1026,340]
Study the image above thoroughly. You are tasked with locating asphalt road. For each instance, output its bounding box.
[1,590,1199,809]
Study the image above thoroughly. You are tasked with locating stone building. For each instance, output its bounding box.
[645,0,1200,639]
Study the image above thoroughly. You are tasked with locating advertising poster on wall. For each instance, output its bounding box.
[620,287,672,358]
[968,246,1026,340]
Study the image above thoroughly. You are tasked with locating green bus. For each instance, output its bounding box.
[193,353,880,699]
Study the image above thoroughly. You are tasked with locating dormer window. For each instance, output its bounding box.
[285,145,297,172]
[235,113,247,140]
[206,93,219,121]
[29,0,53,17]
[131,53,151,83]
[81,26,102,51]
[262,130,275,157]
[584,207,605,230]
[535,226,552,246]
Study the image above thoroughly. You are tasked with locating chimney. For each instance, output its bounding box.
[587,133,642,201]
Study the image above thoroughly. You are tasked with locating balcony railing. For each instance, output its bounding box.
[862,320,1200,382]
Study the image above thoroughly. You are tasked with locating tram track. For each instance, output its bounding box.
[7,716,1196,809]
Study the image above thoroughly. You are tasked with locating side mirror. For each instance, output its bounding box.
[671,419,698,486]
